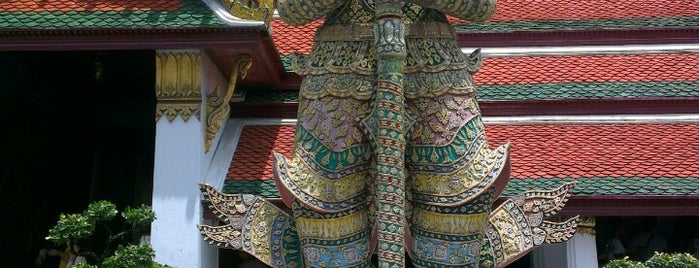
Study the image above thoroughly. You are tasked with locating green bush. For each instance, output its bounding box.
[45,200,172,267]
[603,253,699,268]
[645,252,699,268]
[102,244,171,268]
[603,257,646,268]
[46,213,95,244]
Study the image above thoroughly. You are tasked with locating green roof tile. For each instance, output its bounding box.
[223,180,280,198]
[477,81,699,100]
[455,16,699,33]
[239,80,699,103]
[0,0,225,30]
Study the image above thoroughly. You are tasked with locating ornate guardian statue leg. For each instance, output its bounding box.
[273,95,374,267]
[405,90,512,267]
[200,1,581,267]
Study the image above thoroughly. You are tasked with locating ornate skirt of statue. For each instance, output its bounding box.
[271,2,512,265]
[199,1,578,268]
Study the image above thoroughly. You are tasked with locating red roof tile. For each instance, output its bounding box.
[271,19,322,56]
[227,124,699,181]
[227,125,295,180]
[272,0,699,55]
[451,0,699,23]
[476,54,699,85]
[0,0,183,12]
[487,124,699,179]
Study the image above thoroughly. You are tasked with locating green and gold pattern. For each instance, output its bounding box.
[197,183,304,268]
[364,2,417,266]
[481,182,579,267]
[202,0,579,267]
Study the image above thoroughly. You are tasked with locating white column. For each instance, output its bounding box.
[152,115,214,268]
[567,232,599,268]
[150,50,227,268]
[532,217,598,268]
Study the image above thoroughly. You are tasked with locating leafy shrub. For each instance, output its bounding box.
[603,257,646,268]
[46,213,95,244]
[45,200,171,267]
[102,244,171,268]
[645,252,699,268]
[603,253,699,268]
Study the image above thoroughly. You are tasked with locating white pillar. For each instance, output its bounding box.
[152,115,214,268]
[150,50,229,268]
[567,232,599,268]
[532,217,599,268]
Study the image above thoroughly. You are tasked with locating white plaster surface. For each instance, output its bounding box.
[150,49,233,268]
[532,233,599,268]
[151,117,217,268]
[567,233,600,268]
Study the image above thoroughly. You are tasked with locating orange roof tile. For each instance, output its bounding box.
[454,0,699,23]
[0,0,183,12]
[227,124,699,181]
[486,124,699,179]
[272,1,699,55]
[227,125,295,180]
[475,54,699,85]
[271,19,322,56]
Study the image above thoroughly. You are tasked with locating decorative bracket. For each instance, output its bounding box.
[205,54,252,152]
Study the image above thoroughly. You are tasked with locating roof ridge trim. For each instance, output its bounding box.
[463,43,699,57]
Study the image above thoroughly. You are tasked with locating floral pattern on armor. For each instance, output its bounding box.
[407,94,480,146]
[293,36,481,100]
[298,96,370,150]
[409,143,510,206]
[410,231,483,267]
[274,151,369,212]
[292,200,372,268]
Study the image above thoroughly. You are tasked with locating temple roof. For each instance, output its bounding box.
[2,1,697,215]
[451,0,699,33]
[224,123,699,196]
[3,0,695,32]
[0,0,226,29]
[272,0,699,56]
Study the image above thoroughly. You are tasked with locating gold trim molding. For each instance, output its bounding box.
[577,216,596,236]
[205,54,252,152]
[155,51,202,122]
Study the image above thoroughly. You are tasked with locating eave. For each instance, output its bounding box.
[0,26,287,89]
[560,195,699,217]
[0,27,264,50]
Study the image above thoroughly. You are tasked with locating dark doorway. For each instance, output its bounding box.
[0,50,156,268]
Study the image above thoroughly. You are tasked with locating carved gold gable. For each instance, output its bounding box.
[222,0,275,25]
